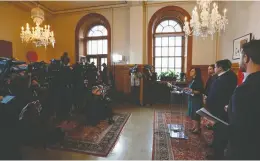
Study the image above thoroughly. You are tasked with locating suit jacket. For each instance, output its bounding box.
[227,71,260,159]
[204,74,217,96]
[206,70,237,120]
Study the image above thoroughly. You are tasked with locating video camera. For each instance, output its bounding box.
[0,57,27,82]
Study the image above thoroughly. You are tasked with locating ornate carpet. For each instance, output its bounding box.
[153,110,213,160]
[49,113,131,157]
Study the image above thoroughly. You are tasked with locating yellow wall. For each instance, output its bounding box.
[49,2,217,65]
[0,2,53,63]
[1,2,218,65]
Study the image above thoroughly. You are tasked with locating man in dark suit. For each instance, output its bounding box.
[226,40,260,159]
[206,59,237,159]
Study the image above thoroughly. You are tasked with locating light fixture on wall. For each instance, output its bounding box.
[183,0,228,39]
[20,6,55,48]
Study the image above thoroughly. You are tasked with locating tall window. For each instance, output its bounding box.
[86,25,108,70]
[154,20,184,75]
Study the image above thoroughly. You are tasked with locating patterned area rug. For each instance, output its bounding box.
[49,113,131,157]
[153,110,213,160]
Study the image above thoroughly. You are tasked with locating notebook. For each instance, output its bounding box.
[1,95,15,104]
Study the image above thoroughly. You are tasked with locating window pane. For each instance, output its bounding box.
[175,47,182,56]
[155,47,161,56]
[169,57,175,67]
[155,37,161,46]
[87,40,92,55]
[103,40,107,54]
[98,40,103,54]
[169,68,175,72]
[163,26,175,32]
[169,47,174,56]
[162,37,168,46]
[161,20,168,27]
[176,37,182,46]
[102,28,108,36]
[155,25,163,33]
[162,47,168,56]
[174,24,182,32]
[155,57,161,68]
[88,31,93,37]
[155,68,161,75]
[169,20,177,27]
[169,37,175,46]
[162,58,168,67]
[90,58,97,66]
[162,68,167,72]
[175,68,181,74]
[94,59,97,66]
[92,40,97,54]
[93,31,103,37]
[101,58,107,65]
[175,57,182,68]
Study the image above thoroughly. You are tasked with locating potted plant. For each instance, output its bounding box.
[166,70,179,81]
[159,72,167,81]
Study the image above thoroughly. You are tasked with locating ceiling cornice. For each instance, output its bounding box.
[19,1,128,15]
[15,1,196,15]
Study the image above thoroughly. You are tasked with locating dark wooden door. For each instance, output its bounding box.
[0,40,12,58]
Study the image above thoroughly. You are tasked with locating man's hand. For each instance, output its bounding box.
[0,96,3,101]
[224,105,228,112]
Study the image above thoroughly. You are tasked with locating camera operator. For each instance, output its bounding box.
[101,63,108,85]
[72,62,86,110]
[56,52,73,122]
[87,62,98,88]
[86,85,113,126]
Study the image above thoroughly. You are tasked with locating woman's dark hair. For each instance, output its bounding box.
[193,68,202,81]
[190,67,204,90]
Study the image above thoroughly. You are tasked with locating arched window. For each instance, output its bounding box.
[154,20,184,75]
[86,25,108,70]
[148,6,192,77]
[75,13,111,71]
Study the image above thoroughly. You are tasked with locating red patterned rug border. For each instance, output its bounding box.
[48,113,131,157]
[152,109,174,160]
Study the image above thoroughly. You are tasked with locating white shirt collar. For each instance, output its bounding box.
[243,72,249,82]
[218,69,229,77]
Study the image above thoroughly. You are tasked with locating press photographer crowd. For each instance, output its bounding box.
[0,52,114,159]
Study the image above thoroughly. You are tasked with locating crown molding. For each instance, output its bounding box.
[14,1,196,15]
[18,1,128,15]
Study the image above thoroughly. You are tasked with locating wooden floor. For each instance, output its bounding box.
[21,104,172,160]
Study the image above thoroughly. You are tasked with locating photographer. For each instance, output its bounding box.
[56,52,73,122]
[101,63,108,85]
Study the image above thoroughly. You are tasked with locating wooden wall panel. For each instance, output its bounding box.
[113,64,144,104]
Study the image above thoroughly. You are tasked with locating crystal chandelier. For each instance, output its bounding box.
[183,0,228,39]
[20,6,55,48]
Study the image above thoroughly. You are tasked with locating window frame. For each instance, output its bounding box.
[84,24,109,71]
[153,20,185,74]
